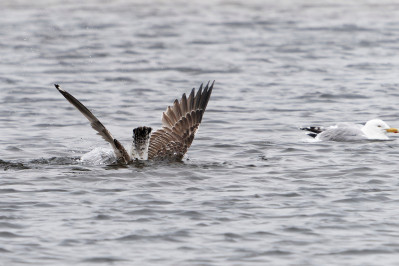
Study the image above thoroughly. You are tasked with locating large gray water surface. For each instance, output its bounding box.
[1,0,399,265]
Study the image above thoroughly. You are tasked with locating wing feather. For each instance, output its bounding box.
[187,88,195,111]
[180,93,188,115]
[193,87,203,110]
[149,81,214,160]
[173,99,182,118]
[165,106,178,125]
[54,84,130,163]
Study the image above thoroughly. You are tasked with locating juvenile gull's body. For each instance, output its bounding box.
[55,81,214,163]
[301,119,398,141]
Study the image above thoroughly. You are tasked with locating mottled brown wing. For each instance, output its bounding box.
[148,81,214,160]
[54,84,130,163]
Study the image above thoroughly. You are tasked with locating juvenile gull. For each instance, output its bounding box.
[55,81,214,163]
[301,119,398,141]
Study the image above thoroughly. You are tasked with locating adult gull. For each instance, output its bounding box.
[301,119,398,141]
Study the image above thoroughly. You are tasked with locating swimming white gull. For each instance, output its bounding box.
[301,119,398,141]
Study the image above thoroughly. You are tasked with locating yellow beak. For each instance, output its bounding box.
[386,128,399,133]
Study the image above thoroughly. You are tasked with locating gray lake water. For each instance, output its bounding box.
[2,0,399,265]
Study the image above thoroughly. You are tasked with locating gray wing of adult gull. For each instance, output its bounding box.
[317,126,366,141]
[54,84,130,163]
[148,81,214,160]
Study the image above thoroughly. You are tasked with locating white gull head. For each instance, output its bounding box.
[361,119,398,140]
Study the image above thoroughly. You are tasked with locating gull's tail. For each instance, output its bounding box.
[131,126,152,160]
[300,126,325,138]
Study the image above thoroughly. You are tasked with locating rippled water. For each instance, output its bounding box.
[2,0,399,265]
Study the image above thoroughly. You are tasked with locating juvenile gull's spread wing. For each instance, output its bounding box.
[54,84,130,163]
[148,81,214,160]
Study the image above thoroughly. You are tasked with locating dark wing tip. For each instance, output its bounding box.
[54,84,65,92]
[300,127,312,132]
[307,133,318,138]
[300,126,323,134]
[206,80,215,91]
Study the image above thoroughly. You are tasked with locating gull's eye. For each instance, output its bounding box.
[378,125,382,127]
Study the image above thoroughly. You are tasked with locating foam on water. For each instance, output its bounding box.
[80,147,116,165]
